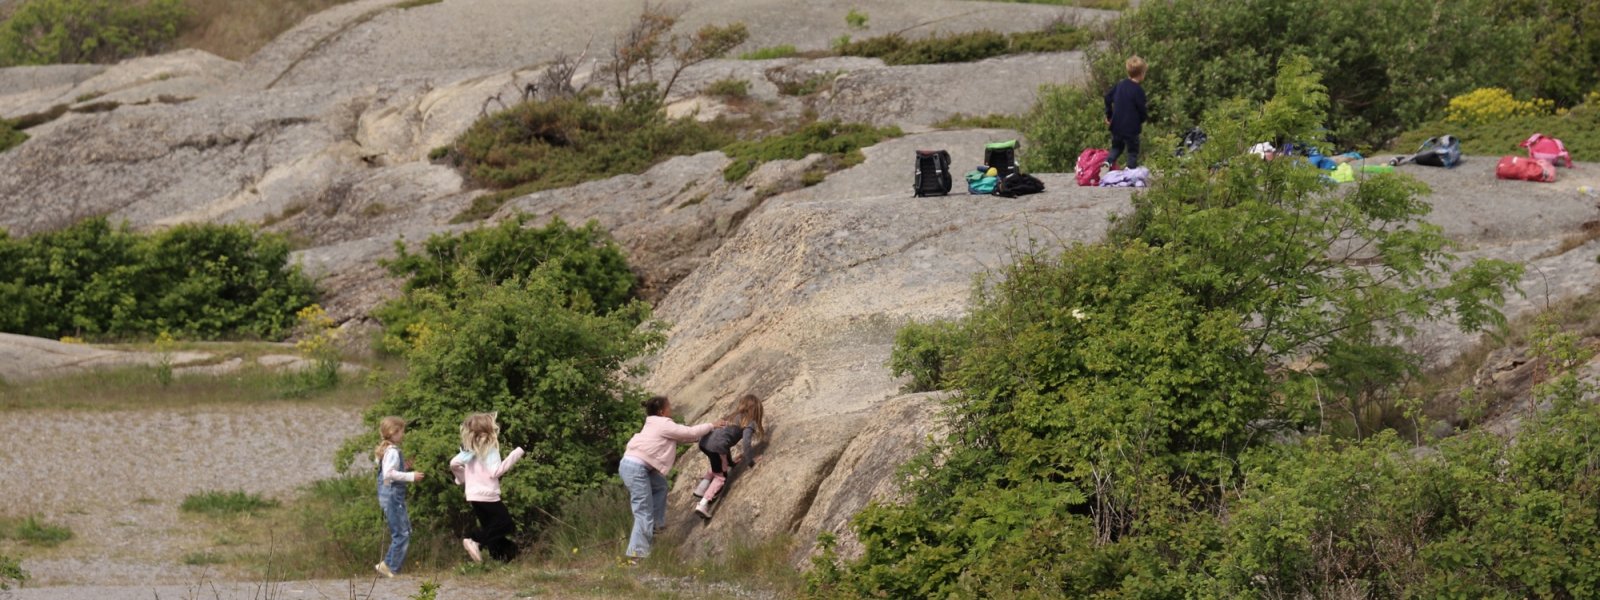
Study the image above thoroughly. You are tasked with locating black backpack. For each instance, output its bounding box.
[914,149,953,197]
[994,172,1045,197]
[984,140,1019,178]
[1176,127,1207,156]
[1407,135,1462,168]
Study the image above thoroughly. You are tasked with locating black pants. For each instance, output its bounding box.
[702,447,730,474]
[469,500,519,561]
[1106,133,1141,169]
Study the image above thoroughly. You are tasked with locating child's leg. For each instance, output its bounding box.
[379,491,411,573]
[619,458,655,558]
[478,501,517,561]
[1106,135,1127,168]
[703,454,731,502]
[1125,135,1142,169]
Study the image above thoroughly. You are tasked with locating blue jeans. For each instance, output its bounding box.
[619,456,668,558]
[378,485,411,573]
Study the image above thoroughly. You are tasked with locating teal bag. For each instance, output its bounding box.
[966,168,998,194]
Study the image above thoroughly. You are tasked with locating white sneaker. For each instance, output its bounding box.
[374,562,394,578]
[695,499,713,519]
[463,538,483,563]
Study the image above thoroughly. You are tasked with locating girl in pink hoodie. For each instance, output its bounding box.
[449,412,525,563]
[618,395,724,561]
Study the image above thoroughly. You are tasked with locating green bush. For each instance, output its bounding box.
[931,113,1024,131]
[836,24,1089,66]
[0,553,24,590]
[447,95,730,222]
[347,267,665,538]
[180,490,280,516]
[1020,84,1111,172]
[887,319,965,393]
[0,218,317,340]
[810,57,1522,599]
[738,44,797,60]
[1094,0,1533,147]
[704,77,750,99]
[373,214,635,354]
[721,120,902,182]
[0,0,187,66]
[0,120,25,153]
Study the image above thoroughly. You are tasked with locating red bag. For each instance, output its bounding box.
[1496,155,1557,182]
[1076,148,1109,187]
[1520,134,1573,168]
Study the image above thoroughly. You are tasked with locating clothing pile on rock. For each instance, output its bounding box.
[1100,166,1151,188]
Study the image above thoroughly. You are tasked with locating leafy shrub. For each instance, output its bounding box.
[0,553,24,590]
[721,120,902,182]
[446,95,729,222]
[1446,87,1556,126]
[739,44,797,60]
[887,319,965,393]
[0,0,187,66]
[811,57,1522,599]
[1020,84,1110,172]
[836,24,1088,66]
[180,490,280,516]
[347,268,665,539]
[373,215,635,354]
[774,71,839,97]
[844,9,868,30]
[0,120,25,153]
[704,77,750,100]
[0,218,317,340]
[1093,0,1533,147]
[279,304,341,397]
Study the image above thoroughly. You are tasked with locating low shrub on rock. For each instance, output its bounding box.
[0,0,187,66]
[0,218,316,340]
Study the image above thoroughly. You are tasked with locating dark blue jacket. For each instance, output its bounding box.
[1104,78,1148,138]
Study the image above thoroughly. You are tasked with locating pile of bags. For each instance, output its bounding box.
[1495,134,1573,183]
[913,139,1046,198]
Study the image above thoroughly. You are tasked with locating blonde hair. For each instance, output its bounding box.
[460,412,501,458]
[1126,55,1147,79]
[374,416,406,461]
[727,394,766,440]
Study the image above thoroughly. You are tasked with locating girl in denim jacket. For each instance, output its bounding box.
[374,416,424,578]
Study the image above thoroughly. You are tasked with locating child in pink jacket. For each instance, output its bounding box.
[618,395,723,561]
[450,412,525,563]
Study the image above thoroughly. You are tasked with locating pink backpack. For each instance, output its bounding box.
[1076,148,1109,187]
[1496,155,1557,183]
[1520,134,1573,168]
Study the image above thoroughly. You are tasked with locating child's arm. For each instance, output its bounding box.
[491,447,526,478]
[449,450,472,485]
[1104,85,1116,124]
[739,426,757,466]
[659,419,716,444]
[381,448,419,483]
[1134,85,1148,123]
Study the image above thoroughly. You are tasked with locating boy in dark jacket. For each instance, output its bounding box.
[1102,55,1149,172]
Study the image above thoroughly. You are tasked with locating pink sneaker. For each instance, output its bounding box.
[463,538,483,563]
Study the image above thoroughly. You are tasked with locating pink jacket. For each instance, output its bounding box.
[624,416,714,475]
[449,447,525,502]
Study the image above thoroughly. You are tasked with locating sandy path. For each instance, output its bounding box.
[0,404,366,587]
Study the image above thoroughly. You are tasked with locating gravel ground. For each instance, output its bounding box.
[0,405,365,587]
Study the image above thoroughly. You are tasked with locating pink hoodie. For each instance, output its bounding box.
[624,416,714,475]
[450,447,525,502]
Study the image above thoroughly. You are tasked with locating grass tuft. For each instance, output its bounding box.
[836,23,1090,65]
[721,120,902,182]
[933,113,1025,130]
[180,491,280,516]
[0,516,74,546]
[176,0,362,61]
[739,44,798,60]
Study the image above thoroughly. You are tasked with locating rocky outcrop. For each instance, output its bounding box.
[0,332,211,382]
